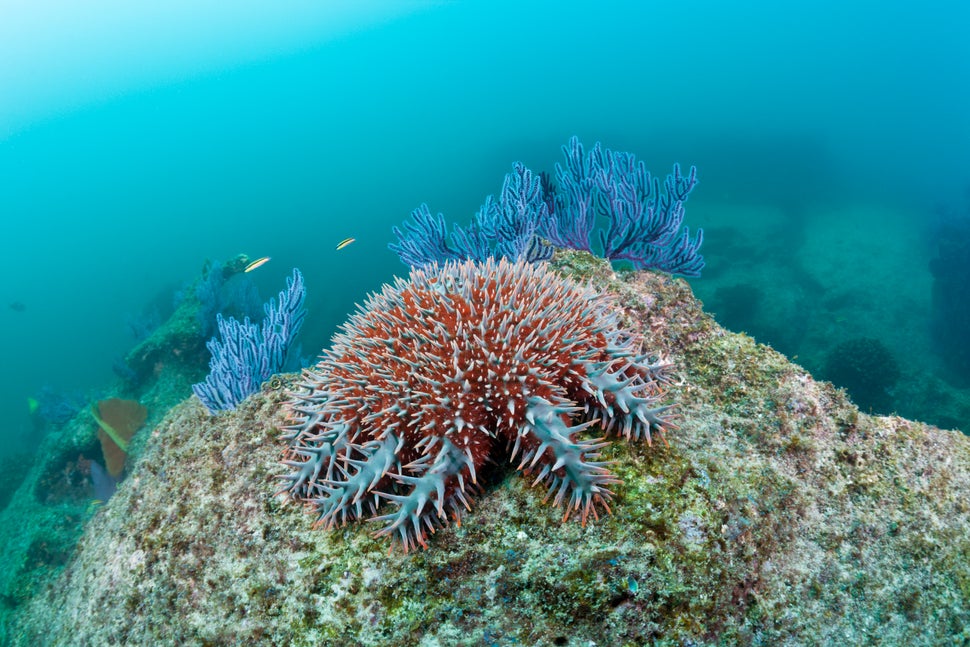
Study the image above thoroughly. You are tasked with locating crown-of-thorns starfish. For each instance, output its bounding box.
[277,257,675,551]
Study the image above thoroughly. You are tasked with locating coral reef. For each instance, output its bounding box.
[278,258,673,550]
[122,255,263,385]
[124,307,162,344]
[0,388,178,638]
[122,293,209,384]
[4,252,969,646]
[0,259,232,640]
[546,137,703,275]
[192,268,307,413]
[32,386,86,429]
[391,137,704,276]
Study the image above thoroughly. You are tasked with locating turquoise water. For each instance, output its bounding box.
[2,0,969,457]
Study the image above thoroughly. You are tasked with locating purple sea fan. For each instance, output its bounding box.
[545,137,704,276]
[277,258,676,551]
[193,268,306,413]
[389,137,703,276]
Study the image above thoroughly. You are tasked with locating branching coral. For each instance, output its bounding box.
[390,162,554,267]
[193,269,307,413]
[277,258,675,551]
[389,137,704,276]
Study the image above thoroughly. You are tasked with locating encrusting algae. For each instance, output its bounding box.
[2,252,968,646]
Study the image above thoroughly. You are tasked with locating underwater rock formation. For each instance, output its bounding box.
[122,255,262,386]
[6,252,969,646]
[0,261,225,642]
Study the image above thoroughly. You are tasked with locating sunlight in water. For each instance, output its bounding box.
[0,0,435,137]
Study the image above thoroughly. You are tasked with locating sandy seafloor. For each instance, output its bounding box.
[693,199,958,429]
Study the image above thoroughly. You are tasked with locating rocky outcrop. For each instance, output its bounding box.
[8,257,969,646]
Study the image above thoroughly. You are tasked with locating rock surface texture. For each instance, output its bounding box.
[9,256,970,646]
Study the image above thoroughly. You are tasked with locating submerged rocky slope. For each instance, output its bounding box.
[8,255,970,646]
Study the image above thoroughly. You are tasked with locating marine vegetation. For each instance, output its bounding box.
[6,257,970,646]
[192,268,307,413]
[390,136,704,276]
[122,256,266,383]
[277,257,675,551]
[90,398,147,478]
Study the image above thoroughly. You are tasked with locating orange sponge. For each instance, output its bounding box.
[91,398,147,477]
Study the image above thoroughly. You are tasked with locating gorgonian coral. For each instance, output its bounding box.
[390,137,704,276]
[277,258,675,551]
[193,269,306,413]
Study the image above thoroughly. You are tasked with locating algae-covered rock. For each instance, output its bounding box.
[8,259,970,646]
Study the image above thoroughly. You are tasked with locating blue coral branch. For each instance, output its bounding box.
[490,163,554,262]
[389,205,468,267]
[390,164,553,266]
[192,268,307,413]
[389,137,704,277]
[566,138,702,276]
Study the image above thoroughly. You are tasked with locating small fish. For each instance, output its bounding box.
[244,256,271,273]
[627,576,639,594]
[8,301,25,312]
[336,237,356,251]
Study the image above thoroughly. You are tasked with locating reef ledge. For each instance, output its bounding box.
[9,253,970,646]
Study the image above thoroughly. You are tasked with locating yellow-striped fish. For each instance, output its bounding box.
[336,237,356,251]
[244,256,271,272]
